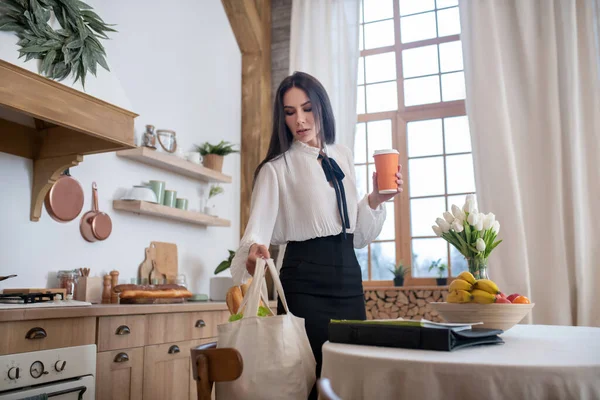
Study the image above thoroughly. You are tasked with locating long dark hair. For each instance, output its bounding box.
[253,71,336,186]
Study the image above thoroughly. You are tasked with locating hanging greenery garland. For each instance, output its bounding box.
[0,0,116,88]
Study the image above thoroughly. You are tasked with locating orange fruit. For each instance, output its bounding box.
[512,295,531,304]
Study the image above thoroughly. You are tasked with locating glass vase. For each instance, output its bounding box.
[467,258,489,280]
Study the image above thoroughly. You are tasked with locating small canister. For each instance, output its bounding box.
[57,270,79,300]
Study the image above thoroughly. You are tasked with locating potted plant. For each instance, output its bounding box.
[195,140,239,173]
[389,262,410,287]
[428,258,448,285]
[210,250,236,301]
[204,185,224,216]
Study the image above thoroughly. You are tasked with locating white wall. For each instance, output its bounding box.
[0,0,242,295]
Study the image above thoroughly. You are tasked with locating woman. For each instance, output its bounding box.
[230,71,403,399]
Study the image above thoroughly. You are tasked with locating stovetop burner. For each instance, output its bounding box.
[0,292,59,304]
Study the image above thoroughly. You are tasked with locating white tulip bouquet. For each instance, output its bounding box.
[432,195,502,279]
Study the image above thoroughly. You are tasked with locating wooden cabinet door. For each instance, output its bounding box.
[143,339,212,400]
[96,347,144,400]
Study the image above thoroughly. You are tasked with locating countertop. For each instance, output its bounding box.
[0,301,237,322]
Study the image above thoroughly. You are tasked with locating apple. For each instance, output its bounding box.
[495,294,511,304]
[498,292,508,299]
[507,293,520,303]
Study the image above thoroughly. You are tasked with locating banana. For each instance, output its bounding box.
[471,289,496,304]
[474,279,500,295]
[457,271,476,285]
[447,290,472,303]
[449,279,473,292]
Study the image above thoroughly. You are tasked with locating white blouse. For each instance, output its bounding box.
[230,140,387,285]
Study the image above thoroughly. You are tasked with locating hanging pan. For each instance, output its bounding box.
[80,182,112,242]
[44,169,84,223]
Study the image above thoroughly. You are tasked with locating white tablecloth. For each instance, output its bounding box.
[321,324,600,400]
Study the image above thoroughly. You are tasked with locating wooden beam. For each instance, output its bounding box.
[221,0,263,54]
[38,126,130,159]
[222,0,272,238]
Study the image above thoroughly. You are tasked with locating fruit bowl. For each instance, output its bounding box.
[430,302,535,332]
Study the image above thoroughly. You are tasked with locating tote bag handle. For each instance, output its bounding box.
[238,258,290,319]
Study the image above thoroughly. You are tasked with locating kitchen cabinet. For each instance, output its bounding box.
[96,347,144,400]
[0,302,235,400]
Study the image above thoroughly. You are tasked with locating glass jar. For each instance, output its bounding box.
[467,258,489,280]
[57,270,79,299]
[175,274,187,288]
[156,129,177,153]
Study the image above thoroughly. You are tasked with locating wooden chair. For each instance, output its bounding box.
[318,378,342,400]
[191,342,243,400]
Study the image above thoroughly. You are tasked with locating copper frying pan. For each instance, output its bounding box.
[45,169,84,223]
[80,182,112,242]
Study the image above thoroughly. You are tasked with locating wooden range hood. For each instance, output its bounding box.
[0,60,138,222]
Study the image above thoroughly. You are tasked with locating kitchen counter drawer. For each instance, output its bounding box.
[146,311,223,345]
[97,347,144,400]
[0,317,95,355]
[98,315,147,352]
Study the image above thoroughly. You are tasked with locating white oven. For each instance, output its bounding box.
[0,345,96,399]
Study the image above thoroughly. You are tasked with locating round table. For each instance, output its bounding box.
[321,324,600,400]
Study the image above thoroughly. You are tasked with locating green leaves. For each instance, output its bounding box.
[214,250,236,275]
[195,141,240,156]
[1,0,116,89]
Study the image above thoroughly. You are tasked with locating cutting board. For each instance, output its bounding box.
[138,246,156,283]
[151,241,178,282]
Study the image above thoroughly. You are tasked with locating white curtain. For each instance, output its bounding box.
[289,0,361,151]
[459,0,600,327]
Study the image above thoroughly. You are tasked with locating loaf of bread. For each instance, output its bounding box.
[226,286,243,314]
[113,284,192,299]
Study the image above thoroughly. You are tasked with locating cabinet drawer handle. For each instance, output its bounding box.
[195,319,206,328]
[25,327,47,340]
[114,353,129,363]
[168,345,180,354]
[115,325,131,335]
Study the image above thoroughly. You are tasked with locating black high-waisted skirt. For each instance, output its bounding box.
[277,233,367,399]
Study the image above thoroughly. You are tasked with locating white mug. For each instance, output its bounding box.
[175,147,186,159]
[186,152,202,164]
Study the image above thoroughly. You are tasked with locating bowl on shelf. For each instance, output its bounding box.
[429,302,535,332]
[120,185,158,203]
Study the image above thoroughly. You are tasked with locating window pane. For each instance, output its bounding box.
[439,40,463,73]
[436,0,458,8]
[354,122,367,164]
[358,57,365,85]
[447,194,478,214]
[410,196,446,237]
[407,119,443,157]
[355,165,368,198]
[400,0,435,16]
[357,85,365,114]
[437,7,461,37]
[371,241,396,280]
[364,19,395,49]
[367,119,393,163]
[450,245,468,277]
[356,246,369,280]
[359,24,364,51]
[402,45,439,79]
[400,12,437,43]
[404,75,440,106]
[444,116,471,154]
[441,71,465,101]
[408,156,445,197]
[364,0,394,22]
[446,154,476,194]
[365,52,396,84]
[366,82,398,113]
[377,202,395,240]
[411,238,448,277]
[368,163,375,193]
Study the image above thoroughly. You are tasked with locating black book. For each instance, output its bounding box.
[328,320,504,351]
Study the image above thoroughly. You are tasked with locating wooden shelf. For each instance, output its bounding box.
[113,200,231,227]
[0,60,138,221]
[116,147,232,183]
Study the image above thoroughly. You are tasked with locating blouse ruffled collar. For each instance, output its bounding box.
[291,140,329,157]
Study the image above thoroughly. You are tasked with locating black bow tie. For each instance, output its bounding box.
[318,154,350,238]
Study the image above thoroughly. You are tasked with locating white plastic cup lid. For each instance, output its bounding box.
[373,149,399,156]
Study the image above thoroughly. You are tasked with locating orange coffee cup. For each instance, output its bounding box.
[373,149,399,194]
